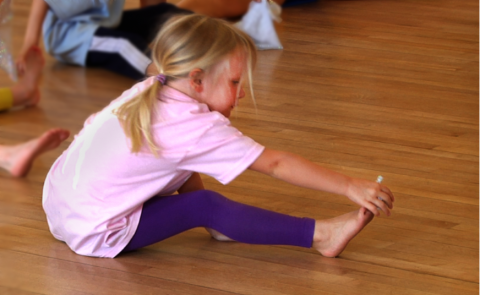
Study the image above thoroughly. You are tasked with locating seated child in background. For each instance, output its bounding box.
[16,0,317,81]
[42,14,394,258]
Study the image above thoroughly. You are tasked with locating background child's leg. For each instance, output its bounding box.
[122,190,315,252]
[0,128,69,177]
[86,3,193,80]
[86,27,151,80]
[118,3,193,42]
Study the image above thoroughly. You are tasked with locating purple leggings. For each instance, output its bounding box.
[122,190,315,252]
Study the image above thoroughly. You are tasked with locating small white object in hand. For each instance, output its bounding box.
[376,175,384,202]
[376,175,383,183]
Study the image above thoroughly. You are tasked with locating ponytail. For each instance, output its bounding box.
[114,81,161,156]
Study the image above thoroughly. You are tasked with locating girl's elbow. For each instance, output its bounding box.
[250,149,291,178]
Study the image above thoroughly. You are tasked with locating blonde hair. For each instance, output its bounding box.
[114,14,257,156]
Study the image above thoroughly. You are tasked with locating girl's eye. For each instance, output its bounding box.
[232,80,240,85]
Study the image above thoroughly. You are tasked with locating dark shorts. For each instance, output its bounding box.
[86,3,192,80]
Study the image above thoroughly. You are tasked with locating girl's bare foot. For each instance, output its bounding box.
[205,227,234,242]
[11,47,44,108]
[0,128,70,177]
[313,208,374,257]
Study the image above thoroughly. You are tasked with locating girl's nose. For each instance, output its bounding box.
[238,87,245,99]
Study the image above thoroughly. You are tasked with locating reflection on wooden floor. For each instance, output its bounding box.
[1,0,478,294]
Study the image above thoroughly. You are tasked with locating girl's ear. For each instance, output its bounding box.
[189,69,205,93]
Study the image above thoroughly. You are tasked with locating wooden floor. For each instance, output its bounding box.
[1,0,478,294]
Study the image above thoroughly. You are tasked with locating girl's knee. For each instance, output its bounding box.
[194,190,230,208]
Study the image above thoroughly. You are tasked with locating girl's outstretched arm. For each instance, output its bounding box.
[249,148,395,216]
[17,0,48,75]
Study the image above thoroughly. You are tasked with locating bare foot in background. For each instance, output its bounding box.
[0,128,70,177]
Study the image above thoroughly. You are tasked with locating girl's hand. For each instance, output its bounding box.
[345,177,395,216]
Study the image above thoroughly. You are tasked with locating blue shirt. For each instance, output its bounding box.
[43,0,125,66]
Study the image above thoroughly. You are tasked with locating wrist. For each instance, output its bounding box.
[20,43,34,55]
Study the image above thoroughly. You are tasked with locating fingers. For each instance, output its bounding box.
[347,177,396,217]
[373,197,391,216]
[371,184,394,216]
[365,184,394,217]
[380,185,395,202]
[377,191,393,209]
[372,184,396,216]
[364,199,389,217]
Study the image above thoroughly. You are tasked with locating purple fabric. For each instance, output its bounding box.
[121,190,315,253]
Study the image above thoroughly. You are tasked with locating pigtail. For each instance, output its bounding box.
[114,81,161,156]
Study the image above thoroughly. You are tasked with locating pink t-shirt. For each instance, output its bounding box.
[42,77,264,258]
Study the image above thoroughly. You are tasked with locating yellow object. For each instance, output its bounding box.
[0,88,14,111]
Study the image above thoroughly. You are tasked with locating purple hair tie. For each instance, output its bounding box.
[156,73,167,85]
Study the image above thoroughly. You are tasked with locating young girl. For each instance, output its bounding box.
[43,14,394,258]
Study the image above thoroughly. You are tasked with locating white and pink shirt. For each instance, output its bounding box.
[43,77,264,257]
